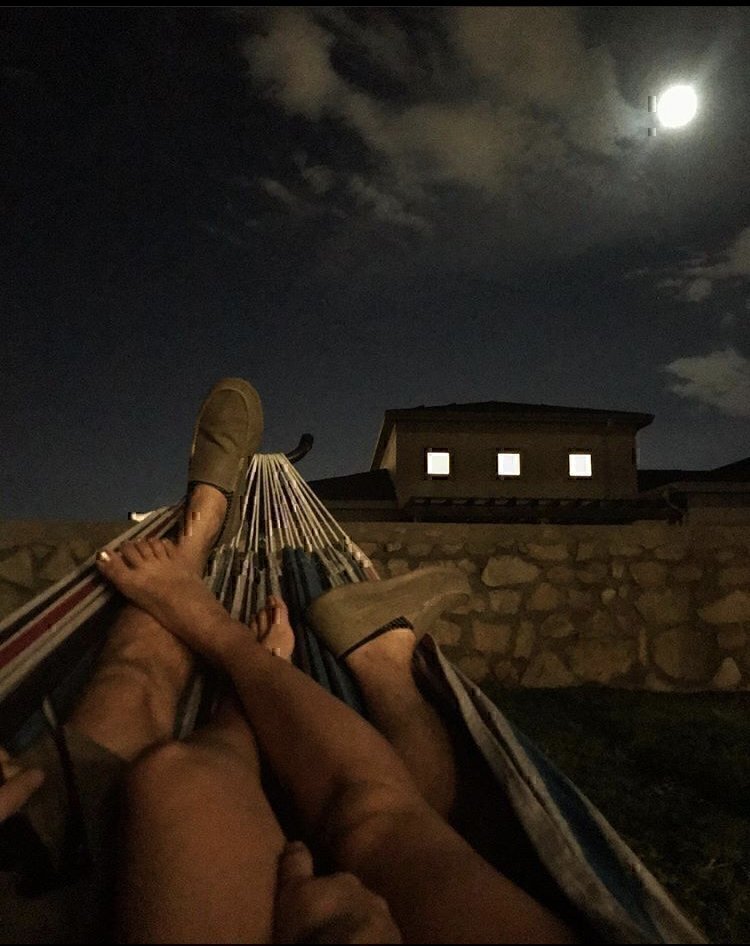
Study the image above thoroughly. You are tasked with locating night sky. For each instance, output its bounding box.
[3,7,750,520]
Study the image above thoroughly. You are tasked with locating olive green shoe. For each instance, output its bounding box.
[305,566,471,659]
[187,377,263,547]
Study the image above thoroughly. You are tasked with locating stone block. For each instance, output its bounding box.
[357,542,380,556]
[634,524,669,550]
[385,542,402,553]
[608,542,642,558]
[715,549,736,562]
[567,589,595,612]
[481,556,540,587]
[492,659,520,685]
[586,610,615,637]
[0,581,28,618]
[39,546,78,583]
[643,671,675,692]
[711,657,742,689]
[638,626,648,665]
[576,563,608,584]
[600,588,616,605]
[673,565,702,583]
[521,652,575,688]
[407,543,433,557]
[449,593,487,615]
[457,558,478,574]
[653,627,715,681]
[527,544,568,561]
[514,620,536,659]
[387,558,410,577]
[431,618,463,647]
[457,655,490,684]
[654,544,687,561]
[718,566,750,587]
[472,620,513,654]
[440,543,464,556]
[0,548,36,589]
[611,561,625,580]
[575,541,604,561]
[699,591,750,624]
[566,638,636,684]
[540,613,575,638]
[717,626,747,650]
[636,589,690,625]
[618,585,629,599]
[546,565,576,586]
[527,582,563,611]
[629,561,668,588]
[30,544,54,562]
[489,589,522,615]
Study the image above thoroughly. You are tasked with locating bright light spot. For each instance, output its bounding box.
[569,453,592,478]
[656,85,698,129]
[497,452,521,476]
[426,450,451,476]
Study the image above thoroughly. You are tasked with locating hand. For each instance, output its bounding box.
[274,840,402,944]
[0,748,45,822]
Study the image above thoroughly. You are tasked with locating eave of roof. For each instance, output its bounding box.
[372,401,655,469]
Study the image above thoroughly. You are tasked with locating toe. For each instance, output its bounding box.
[96,549,129,584]
[119,542,142,568]
[147,538,164,559]
[256,606,269,637]
[162,538,176,558]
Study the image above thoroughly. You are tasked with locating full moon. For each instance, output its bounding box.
[656,84,698,128]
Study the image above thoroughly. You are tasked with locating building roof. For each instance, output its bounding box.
[308,468,397,502]
[638,456,750,492]
[372,401,655,469]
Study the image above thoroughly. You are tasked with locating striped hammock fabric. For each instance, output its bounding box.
[0,454,705,943]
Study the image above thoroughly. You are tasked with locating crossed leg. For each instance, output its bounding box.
[97,541,579,944]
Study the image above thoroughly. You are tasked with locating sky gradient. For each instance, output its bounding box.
[3,7,749,519]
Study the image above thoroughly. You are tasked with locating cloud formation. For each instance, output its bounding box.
[658,225,750,302]
[238,8,645,267]
[663,347,750,417]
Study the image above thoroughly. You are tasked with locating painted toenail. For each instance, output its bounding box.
[97,550,111,562]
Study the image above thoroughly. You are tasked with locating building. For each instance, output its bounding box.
[309,400,750,524]
[312,401,663,523]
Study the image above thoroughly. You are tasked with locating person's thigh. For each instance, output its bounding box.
[117,702,285,944]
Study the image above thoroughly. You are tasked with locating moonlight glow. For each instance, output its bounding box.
[656,85,698,128]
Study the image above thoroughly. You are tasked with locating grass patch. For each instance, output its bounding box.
[480,684,750,944]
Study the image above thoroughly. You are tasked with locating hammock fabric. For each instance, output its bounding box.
[0,454,704,944]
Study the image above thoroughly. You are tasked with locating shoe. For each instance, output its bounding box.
[187,377,263,547]
[305,566,470,658]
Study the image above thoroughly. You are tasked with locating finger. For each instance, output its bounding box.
[277,840,315,888]
[0,769,45,822]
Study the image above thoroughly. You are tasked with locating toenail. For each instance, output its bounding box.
[97,550,111,562]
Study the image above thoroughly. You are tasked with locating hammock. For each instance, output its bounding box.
[0,450,705,944]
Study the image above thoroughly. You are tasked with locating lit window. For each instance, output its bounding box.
[497,452,521,476]
[569,453,592,477]
[426,449,451,476]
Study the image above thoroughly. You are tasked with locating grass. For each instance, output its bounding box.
[479,684,750,944]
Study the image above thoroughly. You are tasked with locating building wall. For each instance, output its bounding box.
[2,519,748,693]
[383,419,639,505]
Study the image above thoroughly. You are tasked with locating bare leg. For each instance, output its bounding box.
[68,485,226,760]
[345,627,457,817]
[118,698,285,944]
[96,543,579,944]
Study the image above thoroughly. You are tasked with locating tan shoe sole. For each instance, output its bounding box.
[306,566,471,658]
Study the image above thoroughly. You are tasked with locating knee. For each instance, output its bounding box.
[323,779,424,868]
[124,741,216,813]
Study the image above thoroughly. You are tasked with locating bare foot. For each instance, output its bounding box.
[96,538,243,662]
[251,595,295,660]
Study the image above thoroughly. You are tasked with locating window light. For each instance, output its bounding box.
[426,450,451,476]
[569,453,592,477]
[497,452,521,476]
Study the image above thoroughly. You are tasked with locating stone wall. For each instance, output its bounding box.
[0,521,127,619]
[344,520,750,691]
[1,519,749,691]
